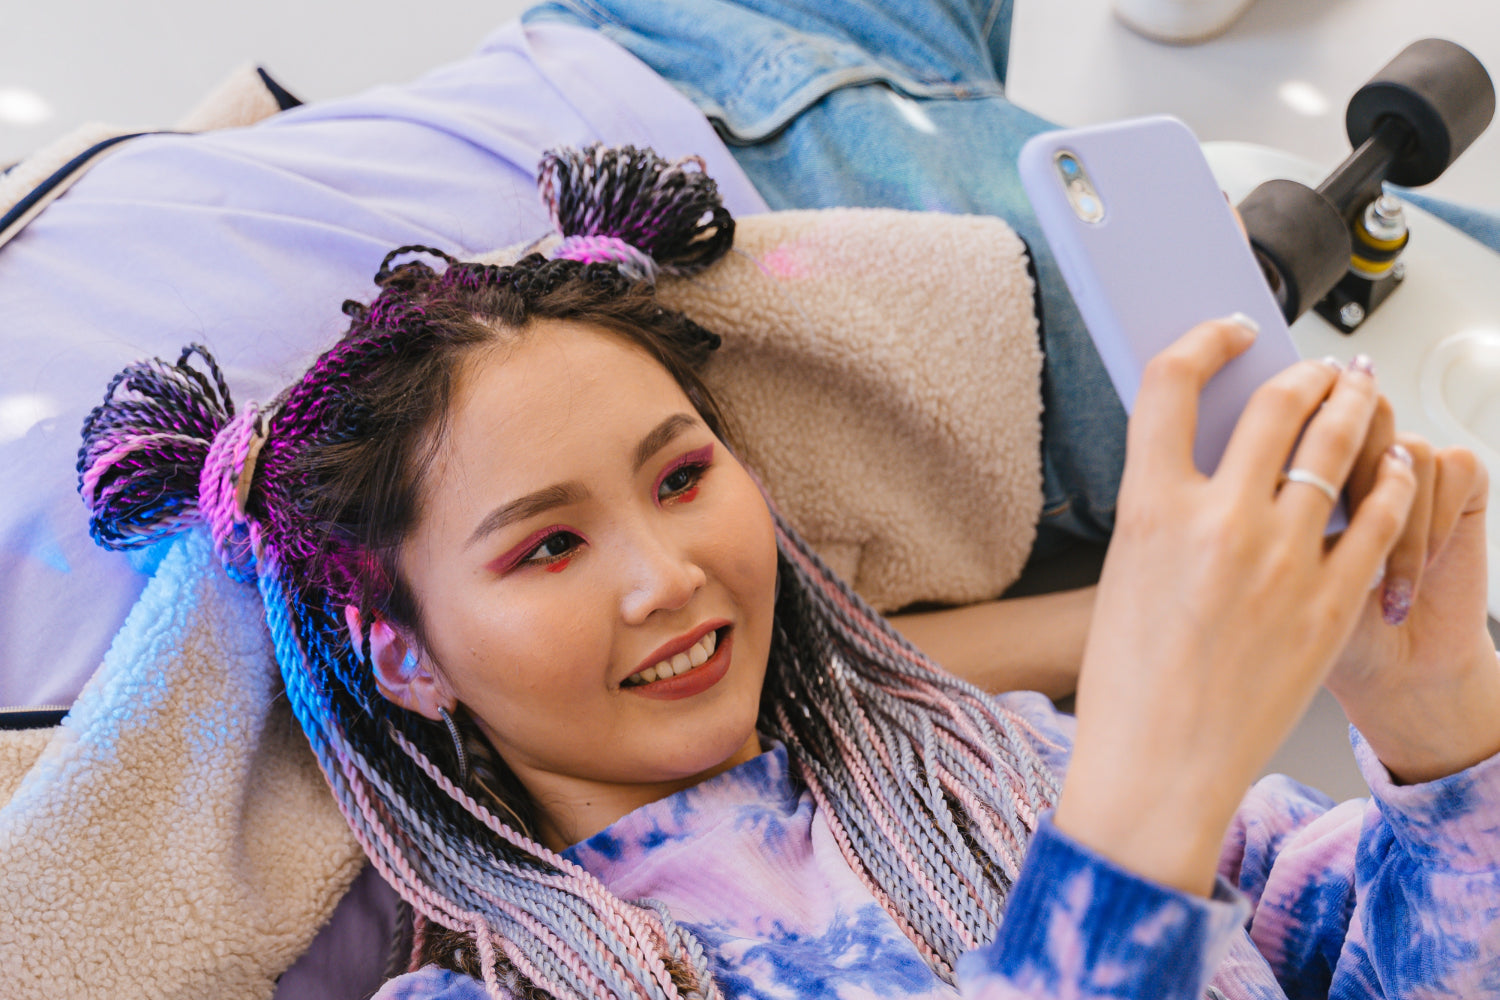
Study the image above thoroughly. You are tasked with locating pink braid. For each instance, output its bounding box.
[338,743,568,997]
[389,729,686,999]
[198,403,268,578]
[820,710,980,949]
[934,767,1024,882]
[551,234,658,281]
[844,707,994,911]
[881,683,1041,833]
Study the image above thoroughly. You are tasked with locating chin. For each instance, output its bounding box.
[657,716,762,785]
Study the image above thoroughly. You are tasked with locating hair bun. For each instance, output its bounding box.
[78,345,261,577]
[539,144,734,278]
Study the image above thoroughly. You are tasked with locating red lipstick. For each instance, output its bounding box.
[624,622,733,702]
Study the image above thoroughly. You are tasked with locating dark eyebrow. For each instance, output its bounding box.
[464,414,704,550]
[632,413,702,474]
[464,481,588,550]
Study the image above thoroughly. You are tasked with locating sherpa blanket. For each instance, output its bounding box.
[494,206,1045,613]
[0,531,366,998]
[0,208,1042,996]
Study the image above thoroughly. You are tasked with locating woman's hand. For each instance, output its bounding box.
[1327,413,1499,784]
[1053,316,1417,896]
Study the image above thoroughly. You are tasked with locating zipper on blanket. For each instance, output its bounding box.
[0,704,69,730]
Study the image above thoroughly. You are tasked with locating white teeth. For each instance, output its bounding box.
[625,629,722,686]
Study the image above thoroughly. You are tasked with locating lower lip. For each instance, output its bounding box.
[626,628,733,702]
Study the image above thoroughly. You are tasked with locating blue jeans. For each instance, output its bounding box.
[1396,189,1500,253]
[525,0,1123,558]
[524,0,1500,558]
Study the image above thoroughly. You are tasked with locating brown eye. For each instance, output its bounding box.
[658,462,708,502]
[523,531,582,565]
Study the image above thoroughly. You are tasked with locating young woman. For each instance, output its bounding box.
[78,146,1499,999]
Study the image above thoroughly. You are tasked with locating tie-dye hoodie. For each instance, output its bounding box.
[374,690,1500,999]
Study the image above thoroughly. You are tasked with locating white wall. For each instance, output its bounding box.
[0,0,531,163]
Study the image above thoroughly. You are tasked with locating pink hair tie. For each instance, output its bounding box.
[549,234,659,283]
[198,402,270,581]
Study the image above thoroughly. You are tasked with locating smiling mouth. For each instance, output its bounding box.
[622,627,727,687]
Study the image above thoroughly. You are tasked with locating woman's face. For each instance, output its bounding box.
[397,320,778,844]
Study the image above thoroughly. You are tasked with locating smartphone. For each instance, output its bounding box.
[1019,116,1339,527]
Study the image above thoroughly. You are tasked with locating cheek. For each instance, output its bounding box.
[718,477,780,610]
[427,586,609,710]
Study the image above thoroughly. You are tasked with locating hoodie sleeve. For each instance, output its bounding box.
[959,737,1500,999]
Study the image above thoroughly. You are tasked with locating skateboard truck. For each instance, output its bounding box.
[1238,39,1495,333]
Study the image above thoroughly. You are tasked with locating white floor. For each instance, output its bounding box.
[1010,0,1500,210]
[4,0,1497,800]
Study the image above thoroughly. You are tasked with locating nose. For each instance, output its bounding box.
[619,522,707,626]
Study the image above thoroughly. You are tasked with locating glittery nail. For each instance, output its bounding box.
[1387,442,1414,468]
[1320,355,1344,371]
[1382,578,1413,626]
[1349,354,1376,378]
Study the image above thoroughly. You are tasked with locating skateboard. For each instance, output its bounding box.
[1214,39,1499,617]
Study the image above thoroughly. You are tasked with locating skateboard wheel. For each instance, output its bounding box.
[1238,179,1351,322]
[1347,38,1495,187]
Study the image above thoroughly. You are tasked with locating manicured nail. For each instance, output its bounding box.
[1227,311,1260,334]
[1319,355,1344,372]
[1387,442,1414,468]
[1348,353,1375,378]
[1382,578,1413,626]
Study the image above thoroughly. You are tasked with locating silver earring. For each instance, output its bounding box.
[438,706,469,785]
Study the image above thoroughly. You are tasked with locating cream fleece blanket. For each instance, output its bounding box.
[0,209,1041,996]
[0,532,365,998]
[496,207,1045,612]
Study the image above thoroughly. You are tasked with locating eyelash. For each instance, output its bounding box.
[656,443,715,506]
[518,529,584,572]
[508,448,714,574]
[657,457,710,505]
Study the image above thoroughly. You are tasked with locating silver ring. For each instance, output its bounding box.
[1283,467,1340,504]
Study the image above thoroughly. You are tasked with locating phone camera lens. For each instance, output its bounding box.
[1059,154,1080,177]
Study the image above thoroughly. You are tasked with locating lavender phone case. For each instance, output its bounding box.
[1020,117,1330,511]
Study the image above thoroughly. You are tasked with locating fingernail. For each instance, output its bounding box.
[1369,562,1386,592]
[1348,353,1375,378]
[1387,442,1414,468]
[1319,355,1344,372]
[1227,311,1260,334]
[1381,578,1413,626]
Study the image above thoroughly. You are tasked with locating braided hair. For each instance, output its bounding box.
[78,144,1062,999]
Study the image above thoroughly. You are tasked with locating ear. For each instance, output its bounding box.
[345,604,453,721]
